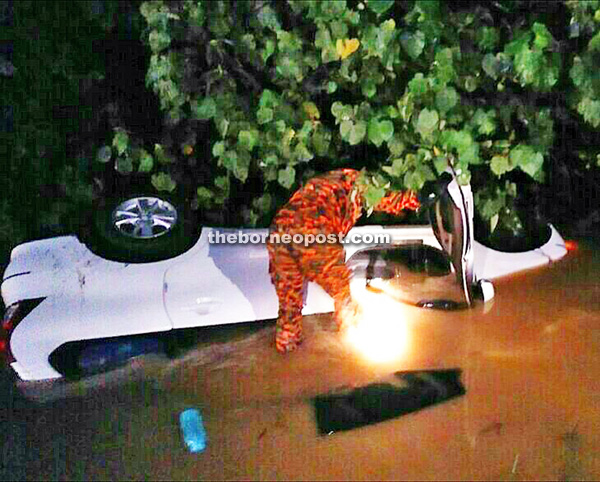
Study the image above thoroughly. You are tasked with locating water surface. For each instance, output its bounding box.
[2,241,600,480]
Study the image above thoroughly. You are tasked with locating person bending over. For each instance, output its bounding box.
[267,168,420,353]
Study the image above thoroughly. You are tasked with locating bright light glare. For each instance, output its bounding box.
[345,278,412,364]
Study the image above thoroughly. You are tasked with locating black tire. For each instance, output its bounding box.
[88,191,200,263]
[474,213,551,253]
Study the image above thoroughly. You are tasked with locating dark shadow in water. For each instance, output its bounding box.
[313,369,465,435]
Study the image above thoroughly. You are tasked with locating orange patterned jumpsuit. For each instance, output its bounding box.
[267,168,420,353]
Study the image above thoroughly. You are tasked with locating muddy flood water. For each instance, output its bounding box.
[2,240,600,481]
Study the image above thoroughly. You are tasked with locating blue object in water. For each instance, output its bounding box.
[179,408,207,453]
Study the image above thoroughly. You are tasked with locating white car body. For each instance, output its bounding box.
[2,222,568,382]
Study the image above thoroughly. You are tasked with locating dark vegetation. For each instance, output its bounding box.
[2,0,600,268]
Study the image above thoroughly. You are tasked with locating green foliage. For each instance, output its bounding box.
[567,1,600,128]
[151,172,177,192]
[1,0,116,256]
[502,26,560,91]
[131,0,600,231]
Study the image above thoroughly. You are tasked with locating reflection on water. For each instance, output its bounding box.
[3,241,600,480]
[345,278,413,364]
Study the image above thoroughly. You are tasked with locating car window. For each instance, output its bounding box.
[347,245,469,310]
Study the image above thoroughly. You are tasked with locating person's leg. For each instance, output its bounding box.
[267,242,305,353]
[302,243,362,330]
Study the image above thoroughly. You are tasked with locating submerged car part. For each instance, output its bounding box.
[359,171,487,310]
[353,244,471,311]
[313,369,466,435]
[428,170,476,306]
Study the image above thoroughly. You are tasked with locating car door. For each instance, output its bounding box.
[163,227,335,329]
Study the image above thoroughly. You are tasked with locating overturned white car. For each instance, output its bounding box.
[1,176,567,383]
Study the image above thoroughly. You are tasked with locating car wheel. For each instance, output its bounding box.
[89,192,199,263]
[474,213,552,253]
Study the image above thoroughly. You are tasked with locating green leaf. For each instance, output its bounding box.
[433,48,456,85]
[332,101,351,120]
[257,107,273,124]
[457,168,471,185]
[96,145,112,163]
[215,175,230,192]
[328,81,338,93]
[232,151,250,182]
[379,120,394,141]
[416,108,439,137]
[365,185,386,209]
[408,73,428,96]
[435,87,458,113]
[115,156,133,174]
[294,142,314,162]
[532,22,553,50]
[192,97,217,120]
[138,149,154,173]
[253,193,273,213]
[340,120,367,145]
[221,150,238,172]
[217,119,229,137]
[433,156,448,175]
[238,130,259,151]
[382,157,406,177]
[368,119,394,147]
[490,213,499,233]
[400,30,425,60]
[589,32,600,51]
[460,144,481,164]
[398,94,415,123]
[351,120,367,145]
[330,19,349,39]
[368,0,395,14]
[477,26,499,51]
[113,130,129,156]
[387,136,405,157]
[577,98,600,127]
[482,53,498,79]
[257,5,281,31]
[261,39,275,63]
[278,166,296,189]
[362,79,377,98]
[412,163,436,188]
[368,119,383,147]
[154,144,173,164]
[196,187,213,206]
[505,31,532,56]
[148,29,171,52]
[464,76,478,92]
[490,155,511,176]
[340,120,352,139]
[509,145,544,178]
[441,129,473,152]
[212,141,225,158]
[151,172,177,193]
[472,109,497,136]
[263,154,279,167]
[312,127,332,156]
[259,89,280,109]
[275,120,286,133]
[184,1,205,26]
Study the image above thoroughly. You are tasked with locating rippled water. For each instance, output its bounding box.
[2,241,600,480]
